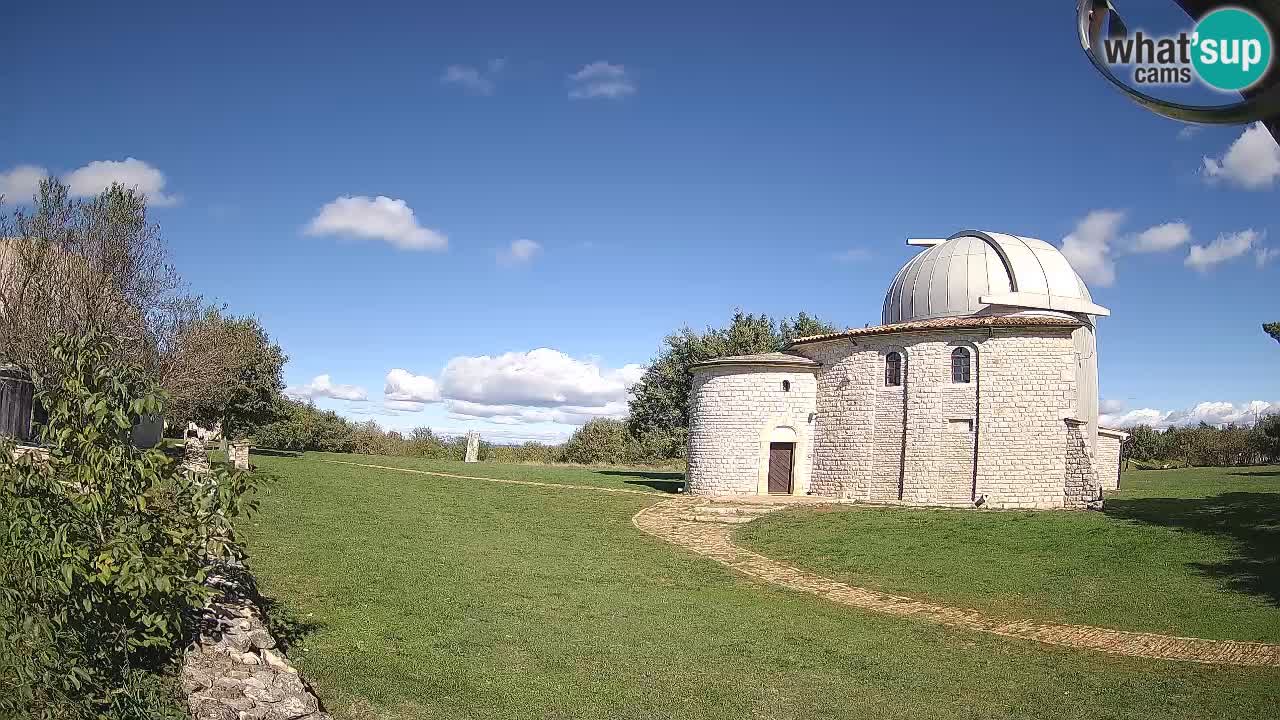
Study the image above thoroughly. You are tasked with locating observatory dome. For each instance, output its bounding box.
[881,230,1108,325]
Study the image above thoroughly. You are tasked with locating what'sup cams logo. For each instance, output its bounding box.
[1079,1,1280,126]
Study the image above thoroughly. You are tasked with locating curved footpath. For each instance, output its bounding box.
[317,459,1280,667]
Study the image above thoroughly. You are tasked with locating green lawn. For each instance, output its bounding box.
[240,454,1280,720]
[738,466,1280,643]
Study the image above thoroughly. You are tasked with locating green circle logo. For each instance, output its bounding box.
[1192,7,1273,91]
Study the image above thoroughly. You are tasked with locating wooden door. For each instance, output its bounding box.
[767,442,794,494]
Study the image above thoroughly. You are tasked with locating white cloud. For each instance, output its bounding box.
[1202,122,1280,190]
[285,374,369,402]
[305,195,447,251]
[1256,247,1279,268]
[498,238,541,265]
[1060,210,1124,287]
[0,164,48,201]
[1099,398,1127,414]
[63,158,180,206]
[1101,400,1277,429]
[441,59,505,95]
[1185,229,1260,271]
[568,61,636,99]
[1127,222,1191,254]
[438,348,643,425]
[381,368,441,412]
[1176,125,1202,141]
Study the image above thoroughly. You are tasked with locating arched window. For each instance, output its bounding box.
[885,352,902,387]
[951,347,971,384]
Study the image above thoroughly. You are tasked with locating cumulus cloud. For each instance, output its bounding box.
[438,348,643,425]
[305,195,447,251]
[0,165,47,201]
[498,238,541,265]
[63,158,180,206]
[441,59,505,95]
[1101,400,1277,429]
[1127,222,1191,254]
[1185,229,1260,272]
[1202,122,1280,190]
[2,159,179,206]
[1060,210,1124,287]
[285,374,369,402]
[568,61,636,99]
[382,368,442,412]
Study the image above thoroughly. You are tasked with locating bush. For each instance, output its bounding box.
[560,418,638,465]
[1122,419,1279,468]
[0,334,260,719]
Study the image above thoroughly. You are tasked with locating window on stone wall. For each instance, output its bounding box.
[782,380,791,392]
[885,352,902,387]
[951,347,971,383]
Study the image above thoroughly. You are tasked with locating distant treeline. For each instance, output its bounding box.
[253,399,677,466]
[1124,416,1280,468]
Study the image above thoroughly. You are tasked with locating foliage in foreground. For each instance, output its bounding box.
[0,334,261,719]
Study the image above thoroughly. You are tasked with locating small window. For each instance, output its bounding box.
[951,347,971,384]
[781,380,791,392]
[885,352,902,387]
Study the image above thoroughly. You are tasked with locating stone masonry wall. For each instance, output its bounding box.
[792,327,1083,509]
[1096,432,1123,491]
[686,367,817,495]
[183,557,330,720]
[1063,420,1103,509]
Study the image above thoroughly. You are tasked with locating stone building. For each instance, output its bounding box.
[685,230,1127,509]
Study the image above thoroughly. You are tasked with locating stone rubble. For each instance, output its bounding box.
[182,558,330,720]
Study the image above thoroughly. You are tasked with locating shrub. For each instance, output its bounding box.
[560,418,637,465]
[0,333,260,719]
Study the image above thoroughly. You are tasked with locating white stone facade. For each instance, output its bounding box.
[686,364,817,496]
[684,230,1118,510]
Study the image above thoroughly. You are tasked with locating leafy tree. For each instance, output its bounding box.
[627,310,839,458]
[0,333,260,719]
[1,179,285,437]
[168,310,287,440]
[1265,322,1280,345]
[1123,424,1159,462]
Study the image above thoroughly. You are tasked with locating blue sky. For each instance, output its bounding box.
[4,1,1278,442]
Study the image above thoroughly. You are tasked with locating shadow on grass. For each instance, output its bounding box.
[1106,492,1280,608]
[251,448,301,458]
[596,470,686,494]
[1229,469,1280,478]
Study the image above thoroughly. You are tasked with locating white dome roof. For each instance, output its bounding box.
[881,231,1109,325]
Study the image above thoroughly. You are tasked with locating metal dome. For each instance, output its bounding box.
[881,230,1110,325]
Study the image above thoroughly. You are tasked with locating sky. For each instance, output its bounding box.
[3,1,1278,443]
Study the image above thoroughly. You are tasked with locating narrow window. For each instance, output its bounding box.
[782,380,791,392]
[885,352,902,387]
[951,347,971,383]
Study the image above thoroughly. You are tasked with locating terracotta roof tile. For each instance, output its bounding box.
[788,315,1081,346]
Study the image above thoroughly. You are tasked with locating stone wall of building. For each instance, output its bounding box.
[1063,420,1103,509]
[791,327,1085,509]
[686,366,817,495]
[1096,431,1124,491]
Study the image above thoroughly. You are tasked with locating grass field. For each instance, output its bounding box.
[739,466,1280,643]
[240,454,1280,719]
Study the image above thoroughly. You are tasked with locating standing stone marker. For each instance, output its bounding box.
[464,431,480,463]
[229,440,251,471]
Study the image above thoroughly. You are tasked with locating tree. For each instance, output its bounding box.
[165,310,287,440]
[1265,322,1280,345]
[1,179,285,437]
[0,180,193,386]
[627,310,839,458]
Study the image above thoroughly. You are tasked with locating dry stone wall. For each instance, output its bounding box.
[686,366,817,495]
[182,557,329,720]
